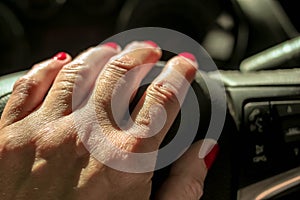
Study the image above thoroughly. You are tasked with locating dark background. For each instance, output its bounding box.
[0,0,299,76]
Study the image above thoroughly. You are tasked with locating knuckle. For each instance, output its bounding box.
[13,77,39,94]
[62,62,86,76]
[109,56,137,71]
[95,58,135,93]
[57,62,87,88]
[146,82,178,105]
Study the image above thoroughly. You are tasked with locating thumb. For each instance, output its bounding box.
[154,139,219,200]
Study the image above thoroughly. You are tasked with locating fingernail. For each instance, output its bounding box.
[53,52,67,60]
[144,40,158,48]
[179,52,196,62]
[204,144,219,170]
[103,42,119,50]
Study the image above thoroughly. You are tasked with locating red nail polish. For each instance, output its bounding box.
[144,40,158,48]
[53,52,67,60]
[104,42,119,50]
[204,144,219,170]
[179,52,196,62]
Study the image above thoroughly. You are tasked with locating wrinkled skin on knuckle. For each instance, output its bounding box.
[92,57,135,111]
[9,77,40,115]
[13,76,40,93]
[94,71,123,109]
[146,82,179,106]
[44,63,91,114]
[57,63,87,89]
[109,55,138,70]
[56,58,97,95]
[107,46,159,72]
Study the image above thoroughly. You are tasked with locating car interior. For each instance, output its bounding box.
[0,0,300,199]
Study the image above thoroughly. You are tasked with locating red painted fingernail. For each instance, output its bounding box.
[144,40,158,48]
[179,52,196,62]
[204,144,219,170]
[53,52,67,60]
[104,42,119,50]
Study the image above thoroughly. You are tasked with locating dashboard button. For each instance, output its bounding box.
[284,127,300,143]
[243,102,273,180]
[271,101,300,117]
[244,102,270,134]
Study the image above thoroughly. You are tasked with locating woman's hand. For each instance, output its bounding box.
[0,41,218,200]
